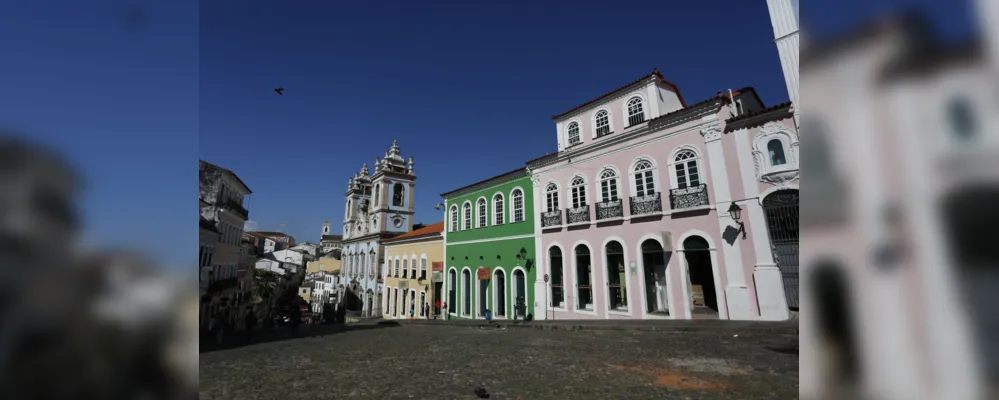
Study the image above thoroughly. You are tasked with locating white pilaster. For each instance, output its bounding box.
[702,125,751,319]
[530,173,548,320]
[646,83,661,118]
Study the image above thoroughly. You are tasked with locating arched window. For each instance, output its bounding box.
[549,247,564,308]
[449,205,459,232]
[627,97,645,126]
[420,256,427,279]
[493,194,505,225]
[394,258,400,277]
[569,176,587,208]
[673,149,701,189]
[605,241,627,311]
[411,256,417,278]
[948,97,976,141]
[360,253,366,278]
[392,183,405,207]
[567,122,581,145]
[632,159,657,197]
[374,184,380,206]
[767,139,787,166]
[575,245,593,310]
[594,110,610,136]
[369,253,376,278]
[462,202,472,230]
[402,258,409,278]
[511,189,524,222]
[545,183,560,212]
[345,199,352,220]
[476,198,487,228]
[598,168,619,202]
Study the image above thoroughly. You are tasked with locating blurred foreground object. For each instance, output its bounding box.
[0,132,197,398]
[796,1,999,398]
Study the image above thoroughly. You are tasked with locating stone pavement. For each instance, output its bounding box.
[397,317,798,333]
[200,321,798,399]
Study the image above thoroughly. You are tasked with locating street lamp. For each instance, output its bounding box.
[727,203,746,239]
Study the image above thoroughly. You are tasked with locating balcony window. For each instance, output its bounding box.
[493,194,505,225]
[462,202,472,230]
[595,110,611,136]
[511,189,524,222]
[567,122,580,146]
[627,97,645,126]
[477,198,487,228]
[569,176,587,208]
[599,168,619,202]
[673,149,701,189]
[545,183,559,212]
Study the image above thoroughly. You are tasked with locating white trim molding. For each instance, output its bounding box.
[600,236,634,317]
[635,233,675,319]
[752,121,800,189]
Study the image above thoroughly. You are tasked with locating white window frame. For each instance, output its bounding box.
[403,258,409,278]
[410,255,417,278]
[566,121,581,146]
[629,157,660,198]
[751,121,800,181]
[668,145,704,190]
[476,197,487,228]
[449,205,459,232]
[624,95,647,127]
[462,201,473,230]
[597,167,620,202]
[592,108,611,138]
[544,182,560,212]
[492,193,505,225]
[509,187,525,223]
[567,175,588,209]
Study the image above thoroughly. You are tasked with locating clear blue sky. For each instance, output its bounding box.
[0,0,973,268]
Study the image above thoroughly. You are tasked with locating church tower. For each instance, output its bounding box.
[370,140,417,234]
[767,0,799,125]
[342,163,373,240]
[322,220,330,235]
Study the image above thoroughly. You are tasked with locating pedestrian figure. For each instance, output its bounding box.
[410,305,415,319]
[435,299,441,317]
[424,303,430,319]
[442,302,448,320]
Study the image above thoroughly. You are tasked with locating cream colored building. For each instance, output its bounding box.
[382,222,444,320]
[307,256,341,275]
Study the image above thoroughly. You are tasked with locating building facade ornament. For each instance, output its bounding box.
[751,121,800,188]
[700,123,723,142]
[531,174,541,187]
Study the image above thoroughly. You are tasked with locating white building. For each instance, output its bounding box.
[339,140,417,317]
[199,160,252,327]
[320,221,344,254]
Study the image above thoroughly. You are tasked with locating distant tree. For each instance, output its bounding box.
[412,222,426,230]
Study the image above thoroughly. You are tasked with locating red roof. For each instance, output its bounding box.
[385,222,444,242]
[551,68,687,120]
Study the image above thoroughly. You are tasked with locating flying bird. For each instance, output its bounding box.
[274,87,284,95]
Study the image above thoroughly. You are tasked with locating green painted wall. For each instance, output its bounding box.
[444,174,534,242]
[443,173,537,320]
[444,237,536,320]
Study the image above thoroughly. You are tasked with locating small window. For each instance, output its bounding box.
[595,110,610,136]
[545,183,559,212]
[767,139,787,166]
[493,194,505,225]
[511,189,524,222]
[477,198,487,228]
[392,183,405,207]
[627,97,645,126]
[948,97,976,141]
[599,169,619,202]
[462,202,472,230]
[567,122,581,145]
[570,176,587,208]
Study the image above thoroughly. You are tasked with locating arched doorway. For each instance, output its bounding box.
[513,269,526,319]
[942,186,999,380]
[365,289,374,317]
[448,269,457,317]
[493,269,507,318]
[462,269,471,317]
[478,270,489,318]
[763,189,800,310]
[684,236,718,316]
[641,239,670,315]
[811,260,859,388]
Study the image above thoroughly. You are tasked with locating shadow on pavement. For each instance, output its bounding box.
[200,320,401,354]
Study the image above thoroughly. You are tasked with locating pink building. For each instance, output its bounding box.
[526,70,798,321]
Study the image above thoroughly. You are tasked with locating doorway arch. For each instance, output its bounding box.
[493,268,507,318]
[683,235,718,317]
[641,239,670,316]
[512,269,527,319]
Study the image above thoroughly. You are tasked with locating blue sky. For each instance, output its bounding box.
[0,0,974,268]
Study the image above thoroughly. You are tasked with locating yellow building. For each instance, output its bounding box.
[382,222,444,320]
[307,256,341,275]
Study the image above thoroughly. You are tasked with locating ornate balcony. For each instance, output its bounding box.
[595,198,623,220]
[669,184,710,211]
[629,192,663,216]
[541,210,562,228]
[566,205,591,225]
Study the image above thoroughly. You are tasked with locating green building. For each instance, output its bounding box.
[441,168,536,320]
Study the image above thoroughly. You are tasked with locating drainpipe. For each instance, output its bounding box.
[728,88,737,116]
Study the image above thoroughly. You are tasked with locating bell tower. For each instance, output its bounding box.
[370,140,417,234]
[342,163,373,240]
[322,220,330,235]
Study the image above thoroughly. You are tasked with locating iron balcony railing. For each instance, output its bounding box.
[669,184,710,211]
[595,198,624,220]
[629,192,663,216]
[566,205,591,225]
[541,210,562,227]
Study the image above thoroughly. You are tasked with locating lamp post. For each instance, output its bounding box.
[727,203,746,239]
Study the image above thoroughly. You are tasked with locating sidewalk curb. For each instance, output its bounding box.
[395,319,798,334]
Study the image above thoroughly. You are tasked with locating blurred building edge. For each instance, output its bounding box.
[797,5,996,400]
[0,132,82,267]
[199,160,255,334]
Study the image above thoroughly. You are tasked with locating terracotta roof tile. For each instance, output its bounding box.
[551,68,687,120]
[384,222,444,242]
